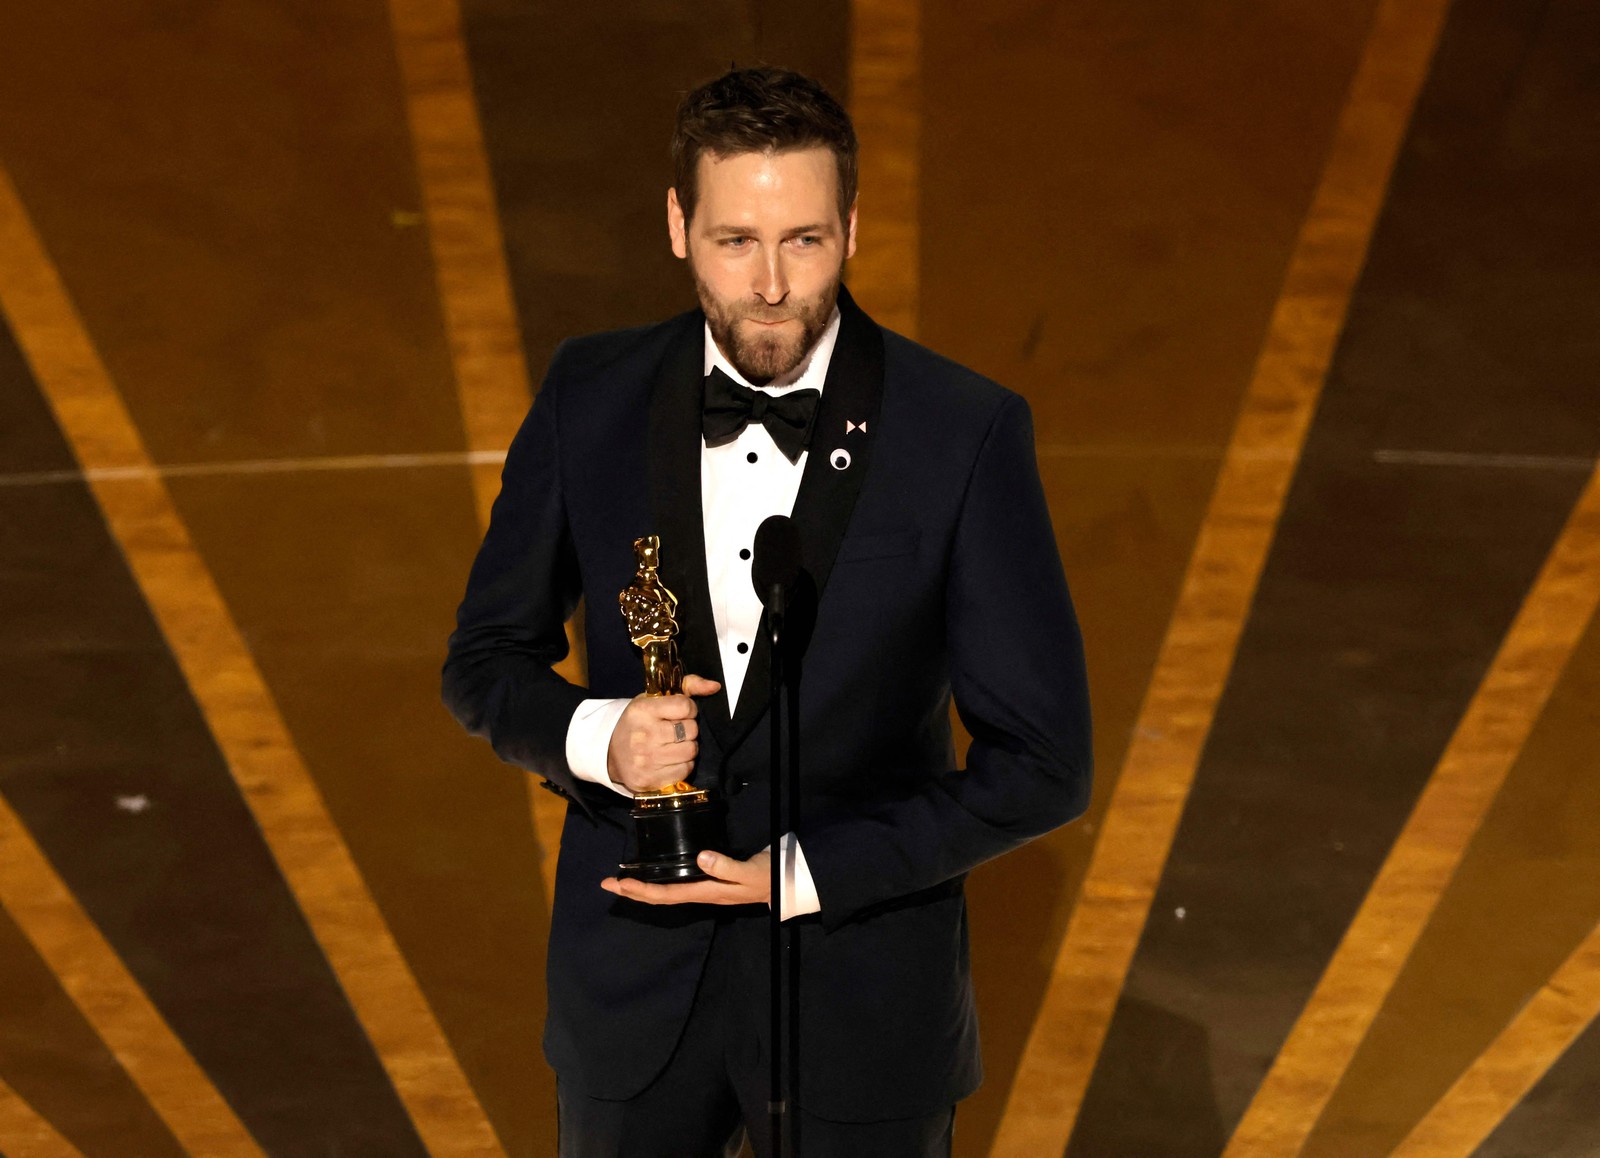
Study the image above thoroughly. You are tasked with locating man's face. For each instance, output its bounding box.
[668,147,857,385]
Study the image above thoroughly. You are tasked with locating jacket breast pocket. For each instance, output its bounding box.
[835,529,921,563]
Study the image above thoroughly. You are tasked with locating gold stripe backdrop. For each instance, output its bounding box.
[991,1,1453,1150]
[0,162,506,1158]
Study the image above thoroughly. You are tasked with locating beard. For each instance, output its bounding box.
[691,259,843,386]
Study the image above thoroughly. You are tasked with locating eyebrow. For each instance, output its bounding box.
[705,223,836,238]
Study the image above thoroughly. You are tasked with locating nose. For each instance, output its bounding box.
[753,248,789,305]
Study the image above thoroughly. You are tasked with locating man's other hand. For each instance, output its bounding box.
[606,674,721,793]
[602,850,771,907]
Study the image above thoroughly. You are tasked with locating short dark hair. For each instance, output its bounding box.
[671,67,858,225]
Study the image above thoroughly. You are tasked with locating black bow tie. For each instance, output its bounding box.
[701,366,821,464]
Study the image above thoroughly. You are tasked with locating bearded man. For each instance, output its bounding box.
[443,67,1091,1157]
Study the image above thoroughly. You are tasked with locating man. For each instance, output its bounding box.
[443,67,1091,1156]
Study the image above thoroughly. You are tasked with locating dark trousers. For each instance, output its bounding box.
[557,913,955,1158]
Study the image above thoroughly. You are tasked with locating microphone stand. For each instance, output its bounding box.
[766,586,787,1158]
[753,514,803,1156]
[786,655,802,1158]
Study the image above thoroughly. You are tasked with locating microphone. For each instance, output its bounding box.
[752,515,802,618]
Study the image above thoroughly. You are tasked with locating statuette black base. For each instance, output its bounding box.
[617,786,726,883]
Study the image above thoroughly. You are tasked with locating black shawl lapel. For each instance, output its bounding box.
[646,309,733,744]
[726,285,887,746]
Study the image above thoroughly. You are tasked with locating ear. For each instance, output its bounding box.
[844,196,858,261]
[667,188,688,259]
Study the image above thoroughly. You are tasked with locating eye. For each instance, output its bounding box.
[794,235,820,247]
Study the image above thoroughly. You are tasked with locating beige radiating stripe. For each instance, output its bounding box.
[0,797,257,1155]
[1391,913,1600,1158]
[849,0,920,338]
[388,0,572,905]
[989,2,1451,1152]
[1227,462,1600,1156]
[0,1075,83,1158]
[386,0,527,528]
[0,1074,84,1158]
[0,166,505,1158]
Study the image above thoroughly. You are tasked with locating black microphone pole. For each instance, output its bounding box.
[752,516,801,1158]
[786,629,803,1158]
[766,578,785,1157]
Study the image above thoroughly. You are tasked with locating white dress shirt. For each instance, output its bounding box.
[564,308,843,919]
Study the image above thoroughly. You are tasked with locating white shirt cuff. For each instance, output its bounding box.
[776,832,821,920]
[565,698,633,798]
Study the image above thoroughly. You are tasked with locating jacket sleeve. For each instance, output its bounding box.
[440,350,597,814]
[798,393,1093,929]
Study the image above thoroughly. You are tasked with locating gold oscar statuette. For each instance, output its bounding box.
[615,535,726,882]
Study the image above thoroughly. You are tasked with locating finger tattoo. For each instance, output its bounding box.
[673,721,687,743]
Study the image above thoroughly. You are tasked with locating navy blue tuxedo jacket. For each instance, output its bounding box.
[442,287,1091,1121]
